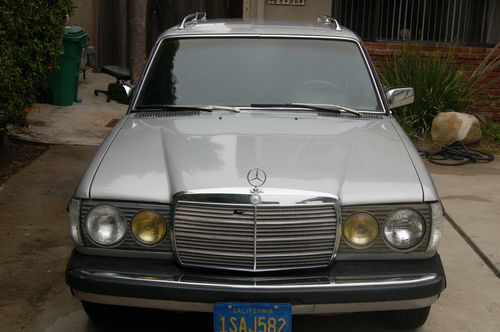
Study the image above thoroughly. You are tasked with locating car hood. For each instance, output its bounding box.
[90,113,423,205]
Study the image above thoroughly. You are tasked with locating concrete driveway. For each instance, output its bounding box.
[0,146,499,331]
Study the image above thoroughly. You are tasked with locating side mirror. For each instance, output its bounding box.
[108,83,134,105]
[385,87,414,109]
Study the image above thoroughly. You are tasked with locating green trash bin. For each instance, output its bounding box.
[48,26,88,106]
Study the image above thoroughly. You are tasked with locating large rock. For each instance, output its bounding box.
[431,112,481,144]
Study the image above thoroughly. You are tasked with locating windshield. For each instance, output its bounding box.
[135,38,381,112]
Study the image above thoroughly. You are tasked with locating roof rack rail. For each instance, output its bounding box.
[178,12,207,30]
[316,14,342,31]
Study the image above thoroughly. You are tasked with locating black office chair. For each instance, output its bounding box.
[94,65,131,102]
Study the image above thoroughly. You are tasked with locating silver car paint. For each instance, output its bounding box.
[73,117,127,199]
[391,118,439,202]
[86,112,426,205]
[74,20,439,205]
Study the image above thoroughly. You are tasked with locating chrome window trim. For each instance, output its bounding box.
[130,34,387,115]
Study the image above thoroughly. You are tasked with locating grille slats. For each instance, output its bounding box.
[258,241,334,249]
[256,235,334,242]
[176,232,254,242]
[180,248,254,258]
[256,205,336,270]
[174,201,337,271]
[179,252,254,269]
[175,215,254,223]
[176,241,252,249]
[175,228,254,237]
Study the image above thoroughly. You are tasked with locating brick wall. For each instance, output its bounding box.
[364,42,500,121]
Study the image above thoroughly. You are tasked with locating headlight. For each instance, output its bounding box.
[68,199,83,245]
[343,212,379,248]
[85,205,127,246]
[131,211,167,245]
[383,208,425,249]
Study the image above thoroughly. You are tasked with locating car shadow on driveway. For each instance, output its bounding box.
[78,308,400,332]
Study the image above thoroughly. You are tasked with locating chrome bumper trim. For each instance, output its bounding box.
[77,269,439,290]
[74,290,438,314]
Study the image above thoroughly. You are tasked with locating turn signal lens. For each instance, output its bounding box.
[427,202,444,252]
[68,199,83,245]
[131,211,166,245]
[343,213,379,248]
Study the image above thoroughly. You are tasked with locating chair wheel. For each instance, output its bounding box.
[94,90,99,96]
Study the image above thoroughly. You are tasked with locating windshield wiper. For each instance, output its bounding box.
[133,104,241,113]
[250,103,362,117]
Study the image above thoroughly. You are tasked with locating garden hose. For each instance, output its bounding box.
[419,141,495,166]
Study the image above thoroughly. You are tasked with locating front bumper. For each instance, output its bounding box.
[66,250,446,314]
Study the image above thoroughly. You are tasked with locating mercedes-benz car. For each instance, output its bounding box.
[66,13,446,330]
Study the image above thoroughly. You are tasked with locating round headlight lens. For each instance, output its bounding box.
[383,208,425,249]
[131,211,166,245]
[343,213,379,248]
[85,205,127,246]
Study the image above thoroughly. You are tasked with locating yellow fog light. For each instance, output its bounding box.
[343,212,379,249]
[131,211,166,245]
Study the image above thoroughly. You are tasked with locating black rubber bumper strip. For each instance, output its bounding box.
[66,250,446,305]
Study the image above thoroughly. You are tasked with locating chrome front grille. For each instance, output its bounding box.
[174,203,255,269]
[255,206,337,269]
[174,201,337,271]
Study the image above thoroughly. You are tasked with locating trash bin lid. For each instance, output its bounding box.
[64,26,88,45]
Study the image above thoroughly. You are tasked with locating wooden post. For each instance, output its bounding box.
[128,0,148,83]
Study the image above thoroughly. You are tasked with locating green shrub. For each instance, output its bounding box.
[481,121,500,143]
[380,44,499,138]
[0,0,73,132]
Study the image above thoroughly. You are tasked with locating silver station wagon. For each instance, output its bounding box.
[66,13,446,331]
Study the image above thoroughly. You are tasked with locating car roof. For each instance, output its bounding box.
[160,18,361,41]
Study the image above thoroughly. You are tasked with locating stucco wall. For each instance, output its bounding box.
[67,0,96,47]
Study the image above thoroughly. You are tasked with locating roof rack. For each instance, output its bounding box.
[316,14,342,31]
[178,12,207,30]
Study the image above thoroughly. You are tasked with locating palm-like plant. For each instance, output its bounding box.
[380,43,499,138]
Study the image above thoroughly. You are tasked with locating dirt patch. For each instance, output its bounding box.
[29,120,48,127]
[0,134,50,185]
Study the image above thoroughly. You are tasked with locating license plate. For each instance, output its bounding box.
[214,302,292,332]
